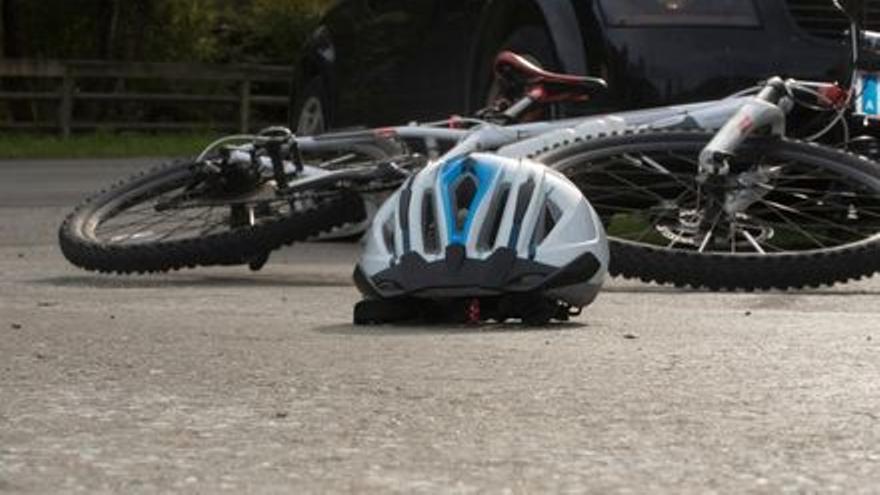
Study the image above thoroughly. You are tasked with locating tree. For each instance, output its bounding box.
[2,0,24,58]
[0,0,332,124]
[1,0,332,63]
[2,0,31,121]
[97,0,120,60]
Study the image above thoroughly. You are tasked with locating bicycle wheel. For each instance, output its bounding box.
[59,160,366,274]
[538,131,880,290]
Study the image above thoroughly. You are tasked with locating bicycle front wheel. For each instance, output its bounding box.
[539,131,880,290]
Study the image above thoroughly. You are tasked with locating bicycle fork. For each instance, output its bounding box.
[698,77,793,180]
[691,78,796,247]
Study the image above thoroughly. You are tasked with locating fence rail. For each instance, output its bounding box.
[0,59,293,136]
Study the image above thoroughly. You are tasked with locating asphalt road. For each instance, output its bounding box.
[2,159,880,494]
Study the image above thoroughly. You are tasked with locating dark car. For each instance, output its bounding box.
[290,0,867,134]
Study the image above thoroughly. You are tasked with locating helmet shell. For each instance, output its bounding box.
[355,153,608,308]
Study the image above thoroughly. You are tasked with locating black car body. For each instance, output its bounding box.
[290,0,866,132]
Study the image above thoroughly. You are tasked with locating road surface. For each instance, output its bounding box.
[1,159,879,493]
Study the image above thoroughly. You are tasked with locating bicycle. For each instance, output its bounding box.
[60,0,880,290]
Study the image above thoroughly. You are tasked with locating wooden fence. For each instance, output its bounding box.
[0,59,293,137]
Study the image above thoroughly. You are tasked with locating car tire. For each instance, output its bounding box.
[293,76,329,136]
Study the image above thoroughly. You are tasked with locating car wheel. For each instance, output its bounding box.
[294,77,329,136]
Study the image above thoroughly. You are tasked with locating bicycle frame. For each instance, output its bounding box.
[287,94,775,181]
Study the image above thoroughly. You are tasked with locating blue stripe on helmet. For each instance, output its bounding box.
[439,157,500,246]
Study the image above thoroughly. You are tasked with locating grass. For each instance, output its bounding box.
[0,132,227,159]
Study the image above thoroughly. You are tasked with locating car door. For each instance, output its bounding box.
[332,0,483,126]
[401,0,485,120]
[332,0,433,125]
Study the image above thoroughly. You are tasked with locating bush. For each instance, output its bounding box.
[1,0,333,64]
[223,0,330,64]
[0,0,333,128]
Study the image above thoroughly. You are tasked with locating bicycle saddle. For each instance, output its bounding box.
[494,51,608,103]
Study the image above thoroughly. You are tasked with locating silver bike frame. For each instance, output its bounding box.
[290,92,784,179]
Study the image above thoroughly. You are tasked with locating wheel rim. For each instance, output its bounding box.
[554,140,880,255]
[296,96,325,136]
[88,169,315,246]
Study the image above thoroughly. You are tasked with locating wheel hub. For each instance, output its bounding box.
[655,208,706,246]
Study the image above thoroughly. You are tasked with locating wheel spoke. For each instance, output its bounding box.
[97,211,174,236]
[697,208,725,253]
[152,205,219,242]
[759,198,869,238]
[740,227,766,254]
[603,169,687,203]
[771,188,880,220]
[758,200,835,248]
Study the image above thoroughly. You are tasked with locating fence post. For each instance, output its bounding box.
[58,69,75,138]
[239,79,251,133]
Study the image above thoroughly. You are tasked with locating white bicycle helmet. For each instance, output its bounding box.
[353,153,608,324]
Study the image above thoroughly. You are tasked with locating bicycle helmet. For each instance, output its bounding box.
[353,153,608,324]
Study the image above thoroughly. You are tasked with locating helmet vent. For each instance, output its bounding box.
[382,216,396,255]
[531,200,563,249]
[422,191,440,254]
[477,184,510,250]
[451,173,478,232]
[508,177,535,248]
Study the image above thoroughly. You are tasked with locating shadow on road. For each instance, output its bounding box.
[314,321,588,337]
[31,275,880,296]
[601,285,695,294]
[33,273,352,289]
[601,284,880,297]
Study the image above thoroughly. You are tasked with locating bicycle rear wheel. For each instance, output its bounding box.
[539,131,880,290]
[59,160,365,274]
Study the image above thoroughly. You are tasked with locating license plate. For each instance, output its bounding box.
[855,71,880,119]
